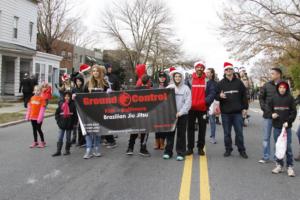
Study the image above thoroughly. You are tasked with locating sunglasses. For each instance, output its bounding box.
[225,68,233,71]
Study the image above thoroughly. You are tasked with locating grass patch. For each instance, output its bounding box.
[0,112,25,124]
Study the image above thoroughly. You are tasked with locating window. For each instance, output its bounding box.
[61,51,66,57]
[40,64,46,82]
[35,63,40,82]
[79,55,83,63]
[29,22,34,42]
[48,65,53,83]
[67,52,72,59]
[13,16,19,39]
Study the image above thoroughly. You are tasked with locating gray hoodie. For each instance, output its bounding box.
[167,70,192,116]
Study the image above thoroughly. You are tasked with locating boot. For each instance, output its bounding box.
[154,139,160,150]
[159,138,165,150]
[295,151,300,161]
[63,142,71,155]
[52,142,63,157]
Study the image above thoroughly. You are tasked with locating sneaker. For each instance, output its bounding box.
[198,149,205,156]
[37,142,46,148]
[93,148,102,157]
[185,149,193,155]
[240,151,248,159]
[163,154,171,159]
[83,148,93,159]
[106,142,118,149]
[29,142,38,148]
[176,156,185,161]
[139,148,151,157]
[209,138,217,144]
[126,148,133,155]
[272,163,284,174]
[223,151,232,157]
[287,167,296,177]
[258,158,269,164]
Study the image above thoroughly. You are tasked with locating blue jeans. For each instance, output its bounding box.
[85,133,101,149]
[58,129,71,143]
[221,113,246,152]
[274,128,293,167]
[209,114,216,138]
[262,118,273,160]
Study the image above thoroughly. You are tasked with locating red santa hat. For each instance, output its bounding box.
[194,61,205,69]
[61,73,70,82]
[79,64,91,73]
[169,66,176,72]
[224,62,233,70]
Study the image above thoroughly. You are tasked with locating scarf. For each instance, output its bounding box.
[61,101,70,118]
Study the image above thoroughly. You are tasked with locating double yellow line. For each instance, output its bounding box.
[179,153,211,200]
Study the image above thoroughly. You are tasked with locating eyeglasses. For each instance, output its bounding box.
[225,68,233,71]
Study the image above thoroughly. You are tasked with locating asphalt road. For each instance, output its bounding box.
[0,101,299,200]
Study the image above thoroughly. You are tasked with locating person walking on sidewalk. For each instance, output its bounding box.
[216,62,249,159]
[26,85,47,148]
[52,91,77,157]
[258,68,283,163]
[266,81,297,177]
[19,73,34,108]
[186,62,216,156]
[163,69,191,161]
[126,74,151,157]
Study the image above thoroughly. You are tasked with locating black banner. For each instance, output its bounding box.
[75,88,177,135]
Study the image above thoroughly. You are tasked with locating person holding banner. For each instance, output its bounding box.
[154,70,169,150]
[83,65,110,159]
[163,69,191,161]
[266,81,297,177]
[126,74,151,157]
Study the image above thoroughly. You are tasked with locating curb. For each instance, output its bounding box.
[0,114,55,128]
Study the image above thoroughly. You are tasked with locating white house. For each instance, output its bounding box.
[0,0,61,97]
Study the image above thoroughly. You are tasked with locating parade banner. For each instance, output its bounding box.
[75,88,177,135]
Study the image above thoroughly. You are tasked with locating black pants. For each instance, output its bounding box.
[105,135,115,143]
[164,115,188,157]
[155,132,167,139]
[187,110,207,150]
[128,133,148,149]
[23,93,33,108]
[31,120,44,142]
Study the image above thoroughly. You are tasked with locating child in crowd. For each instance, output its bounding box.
[52,91,77,157]
[126,74,151,157]
[267,81,297,177]
[163,69,191,161]
[26,85,46,148]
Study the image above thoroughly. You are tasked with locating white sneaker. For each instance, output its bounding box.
[272,163,284,174]
[83,148,93,159]
[209,138,217,144]
[258,159,269,164]
[287,167,296,177]
[93,147,102,157]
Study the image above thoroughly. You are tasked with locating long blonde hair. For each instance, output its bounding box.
[88,65,108,92]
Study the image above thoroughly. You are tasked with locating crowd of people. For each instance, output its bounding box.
[23,61,300,177]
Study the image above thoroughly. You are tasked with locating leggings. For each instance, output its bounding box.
[31,120,44,142]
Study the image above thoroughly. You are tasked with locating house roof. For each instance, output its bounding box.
[0,41,36,56]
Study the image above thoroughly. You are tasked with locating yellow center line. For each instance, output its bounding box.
[179,155,193,200]
[200,152,211,200]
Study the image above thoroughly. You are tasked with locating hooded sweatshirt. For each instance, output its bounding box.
[266,81,297,129]
[167,70,192,116]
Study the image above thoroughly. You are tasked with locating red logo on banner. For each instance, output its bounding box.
[118,92,132,107]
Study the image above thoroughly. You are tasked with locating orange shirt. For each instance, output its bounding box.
[28,96,46,119]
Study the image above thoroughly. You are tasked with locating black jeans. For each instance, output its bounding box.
[155,132,167,139]
[164,115,188,157]
[31,120,44,142]
[23,92,33,108]
[187,110,207,150]
[128,133,149,149]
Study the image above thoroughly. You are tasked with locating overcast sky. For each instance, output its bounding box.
[69,0,240,77]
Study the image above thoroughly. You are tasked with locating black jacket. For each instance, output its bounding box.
[216,76,249,114]
[107,73,120,91]
[266,82,297,129]
[55,101,77,130]
[259,81,279,118]
[19,78,34,93]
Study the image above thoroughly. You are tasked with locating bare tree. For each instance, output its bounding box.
[102,0,176,73]
[218,0,300,62]
[37,0,79,53]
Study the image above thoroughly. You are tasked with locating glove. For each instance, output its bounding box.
[283,122,288,128]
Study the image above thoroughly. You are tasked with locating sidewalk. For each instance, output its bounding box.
[0,102,57,128]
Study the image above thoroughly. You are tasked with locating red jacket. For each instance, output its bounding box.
[191,72,207,111]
